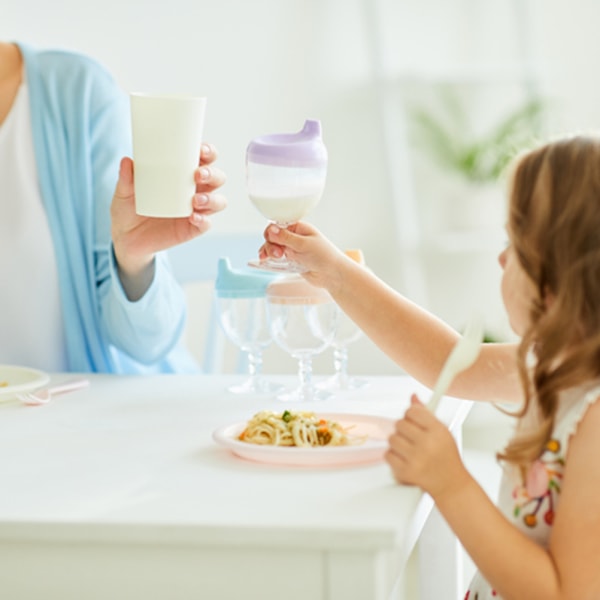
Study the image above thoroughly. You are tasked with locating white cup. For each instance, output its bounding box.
[130,93,207,217]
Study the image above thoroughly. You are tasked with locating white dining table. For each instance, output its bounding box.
[0,373,472,600]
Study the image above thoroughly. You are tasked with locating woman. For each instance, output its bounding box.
[0,41,226,373]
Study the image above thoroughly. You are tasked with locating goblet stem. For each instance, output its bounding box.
[318,344,369,392]
[297,354,314,401]
[333,346,349,386]
[277,352,334,402]
[228,348,283,395]
[247,348,261,378]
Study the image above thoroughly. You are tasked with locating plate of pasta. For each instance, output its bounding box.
[0,365,50,403]
[212,410,395,466]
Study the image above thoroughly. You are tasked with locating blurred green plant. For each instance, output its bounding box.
[411,91,546,184]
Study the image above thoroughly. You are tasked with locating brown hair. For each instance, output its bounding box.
[498,135,600,471]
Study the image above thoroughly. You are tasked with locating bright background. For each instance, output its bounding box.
[4,0,600,375]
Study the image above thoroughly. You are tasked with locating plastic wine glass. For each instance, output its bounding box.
[247,119,327,273]
[266,276,338,402]
[215,258,284,394]
[319,250,370,391]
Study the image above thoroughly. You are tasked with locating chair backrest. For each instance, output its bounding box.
[167,231,264,373]
[167,231,264,284]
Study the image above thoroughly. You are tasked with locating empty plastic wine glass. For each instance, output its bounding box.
[215,258,283,394]
[266,275,338,402]
[320,249,369,391]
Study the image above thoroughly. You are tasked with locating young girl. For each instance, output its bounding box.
[259,135,600,598]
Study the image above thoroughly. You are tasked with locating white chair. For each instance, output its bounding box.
[167,231,264,373]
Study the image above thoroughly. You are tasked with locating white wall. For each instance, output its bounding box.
[5,0,600,374]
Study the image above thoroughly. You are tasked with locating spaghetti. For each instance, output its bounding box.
[238,410,366,448]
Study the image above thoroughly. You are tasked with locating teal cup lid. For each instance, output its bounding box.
[214,257,280,298]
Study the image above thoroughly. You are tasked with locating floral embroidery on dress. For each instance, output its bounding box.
[464,589,498,599]
[512,439,564,528]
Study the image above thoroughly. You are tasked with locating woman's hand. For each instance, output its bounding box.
[385,394,471,500]
[111,143,226,299]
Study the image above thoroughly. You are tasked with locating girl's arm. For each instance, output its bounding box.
[264,222,521,403]
[388,395,600,599]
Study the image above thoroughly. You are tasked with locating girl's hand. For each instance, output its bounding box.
[260,221,347,292]
[385,394,470,500]
[111,143,226,297]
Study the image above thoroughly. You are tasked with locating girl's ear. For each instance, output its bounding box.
[543,286,554,310]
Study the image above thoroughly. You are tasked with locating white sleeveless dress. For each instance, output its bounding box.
[465,382,600,598]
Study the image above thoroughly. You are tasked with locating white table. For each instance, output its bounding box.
[0,374,471,600]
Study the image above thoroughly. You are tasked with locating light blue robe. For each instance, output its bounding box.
[18,42,198,373]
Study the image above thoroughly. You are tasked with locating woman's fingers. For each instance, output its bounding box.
[199,143,218,165]
[192,192,227,215]
[194,164,226,192]
[195,143,225,191]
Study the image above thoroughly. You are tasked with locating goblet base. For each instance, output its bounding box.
[318,373,370,392]
[248,257,307,274]
[276,386,334,403]
[228,377,285,395]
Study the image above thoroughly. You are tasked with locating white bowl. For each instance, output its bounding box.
[0,365,50,402]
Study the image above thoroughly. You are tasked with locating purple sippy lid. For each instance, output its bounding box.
[246,119,328,168]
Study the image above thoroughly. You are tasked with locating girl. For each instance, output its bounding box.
[260,135,600,598]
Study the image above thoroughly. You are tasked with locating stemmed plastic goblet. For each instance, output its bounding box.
[319,250,369,391]
[247,119,327,273]
[215,258,283,394]
[320,313,368,391]
[266,276,338,402]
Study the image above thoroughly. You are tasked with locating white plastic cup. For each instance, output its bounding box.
[130,93,207,217]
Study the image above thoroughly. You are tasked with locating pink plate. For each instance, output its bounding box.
[212,413,395,467]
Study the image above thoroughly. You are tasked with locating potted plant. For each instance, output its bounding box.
[409,87,546,230]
